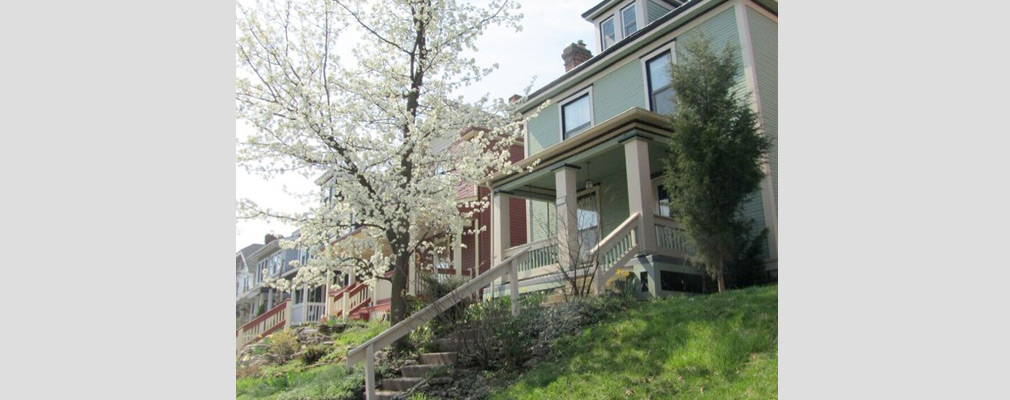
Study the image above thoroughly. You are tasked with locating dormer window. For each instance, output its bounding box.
[597,2,639,52]
[621,4,638,37]
[600,16,616,51]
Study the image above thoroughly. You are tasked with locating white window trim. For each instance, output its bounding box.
[558,86,595,142]
[641,41,677,113]
[594,0,641,53]
[621,3,638,37]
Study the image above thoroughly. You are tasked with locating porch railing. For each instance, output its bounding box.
[512,239,559,273]
[236,299,290,353]
[654,215,696,256]
[347,247,530,400]
[330,282,370,319]
[290,302,326,326]
[592,212,642,294]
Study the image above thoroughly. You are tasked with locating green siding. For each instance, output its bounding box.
[526,103,559,155]
[592,61,647,123]
[747,7,777,213]
[529,200,555,243]
[594,157,630,236]
[647,1,669,23]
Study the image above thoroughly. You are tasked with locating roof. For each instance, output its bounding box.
[521,0,707,113]
[582,0,687,20]
[237,243,264,260]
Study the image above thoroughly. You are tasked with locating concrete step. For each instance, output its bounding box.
[419,352,458,366]
[401,364,448,378]
[374,390,402,400]
[434,338,461,352]
[380,377,422,392]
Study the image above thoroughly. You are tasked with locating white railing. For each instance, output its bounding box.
[290,302,326,326]
[346,248,530,400]
[592,212,642,294]
[236,299,290,353]
[654,215,695,256]
[512,239,559,273]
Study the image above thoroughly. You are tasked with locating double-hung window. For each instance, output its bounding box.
[600,3,638,51]
[600,16,616,51]
[646,51,675,116]
[621,4,638,37]
[561,92,592,139]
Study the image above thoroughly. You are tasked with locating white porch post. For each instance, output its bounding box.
[492,191,511,294]
[453,223,463,278]
[407,255,417,295]
[623,136,656,253]
[554,165,579,269]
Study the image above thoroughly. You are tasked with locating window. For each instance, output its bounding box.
[656,183,671,217]
[577,192,601,261]
[562,93,592,138]
[621,5,637,37]
[646,51,675,116]
[600,16,616,51]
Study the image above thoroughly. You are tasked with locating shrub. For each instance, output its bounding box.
[298,344,330,365]
[262,330,300,365]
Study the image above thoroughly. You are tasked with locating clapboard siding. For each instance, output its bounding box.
[592,60,647,123]
[647,0,669,23]
[527,103,559,155]
[747,6,777,213]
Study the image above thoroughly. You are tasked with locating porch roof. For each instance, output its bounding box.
[490,107,672,199]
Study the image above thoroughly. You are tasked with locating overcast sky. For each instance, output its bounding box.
[236,0,598,251]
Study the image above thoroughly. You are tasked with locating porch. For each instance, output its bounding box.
[489,108,704,297]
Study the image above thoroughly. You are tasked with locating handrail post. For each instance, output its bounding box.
[364,343,375,399]
[509,258,520,316]
[283,299,291,329]
[342,287,349,321]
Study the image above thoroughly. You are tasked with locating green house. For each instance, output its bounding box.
[489,0,778,297]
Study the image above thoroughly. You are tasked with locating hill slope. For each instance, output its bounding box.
[491,285,778,399]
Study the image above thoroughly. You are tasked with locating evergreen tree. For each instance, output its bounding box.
[662,37,771,292]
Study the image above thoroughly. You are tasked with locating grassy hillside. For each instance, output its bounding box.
[491,285,778,399]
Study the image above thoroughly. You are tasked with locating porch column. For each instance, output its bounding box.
[453,223,463,278]
[623,136,656,253]
[491,191,511,266]
[407,255,416,295]
[492,191,511,294]
[554,165,579,269]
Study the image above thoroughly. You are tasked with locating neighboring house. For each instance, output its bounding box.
[409,126,528,291]
[488,0,778,296]
[235,242,263,324]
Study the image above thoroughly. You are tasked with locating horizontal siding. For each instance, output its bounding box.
[529,200,555,243]
[747,6,777,213]
[526,103,559,155]
[592,60,647,124]
[647,0,668,23]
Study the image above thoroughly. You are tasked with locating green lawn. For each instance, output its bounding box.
[491,285,778,399]
[236,321,389,400]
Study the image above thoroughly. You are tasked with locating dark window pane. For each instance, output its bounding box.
[601,17,616,50]
[622,6,637,36]
[562,94,591,138]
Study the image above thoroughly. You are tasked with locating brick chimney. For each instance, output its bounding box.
[509,94,523,104]
[562,40,593,72]
[265,233,278,244]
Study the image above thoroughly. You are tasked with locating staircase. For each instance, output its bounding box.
[375,341,459,400]
[236,299,290,353]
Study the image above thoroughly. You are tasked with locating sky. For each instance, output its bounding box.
[235,0,598,251]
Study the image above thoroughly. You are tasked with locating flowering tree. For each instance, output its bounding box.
[237,0,542,326]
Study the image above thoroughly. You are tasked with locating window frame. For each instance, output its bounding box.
[558,86,594,141]
[600,15,616,51]
[641,41,677,115]
[621,4,638,37]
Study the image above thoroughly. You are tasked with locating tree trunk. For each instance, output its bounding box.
[390,253,409,325]
[716,264,726,292]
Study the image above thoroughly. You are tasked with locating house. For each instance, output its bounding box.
[486,0,778,297]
